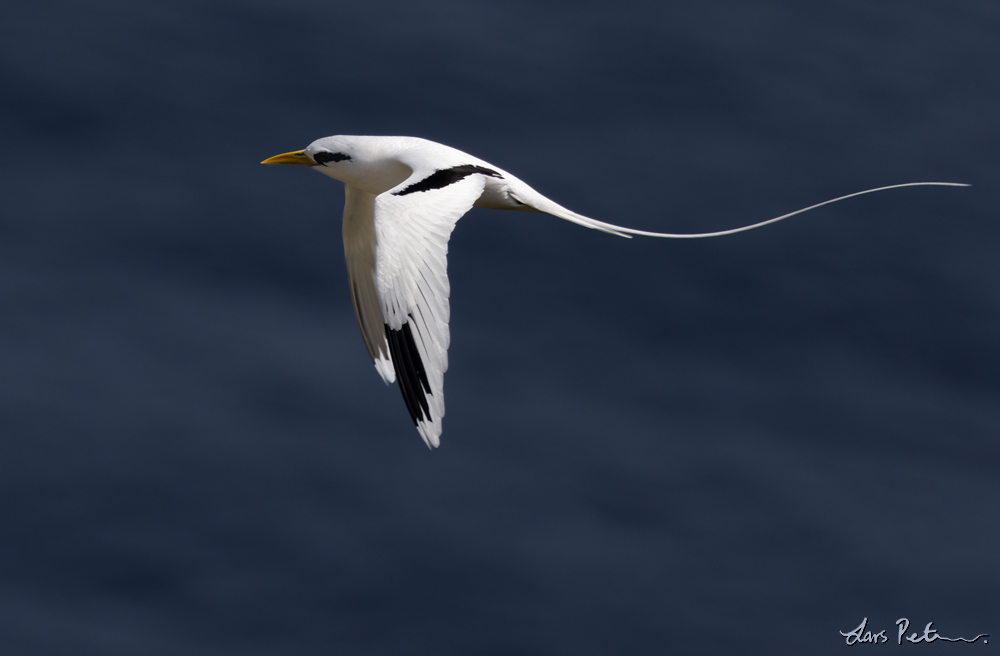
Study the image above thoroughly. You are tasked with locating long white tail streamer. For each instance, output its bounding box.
[556,182,970,239]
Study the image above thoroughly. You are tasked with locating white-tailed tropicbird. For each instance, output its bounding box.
[262,135,966,448]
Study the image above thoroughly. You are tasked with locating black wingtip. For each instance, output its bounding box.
[384,321,431,425]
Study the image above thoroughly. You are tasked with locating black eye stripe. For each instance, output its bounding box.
[313,151,351,165]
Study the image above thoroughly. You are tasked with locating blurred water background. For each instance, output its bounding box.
[1,1,997,653]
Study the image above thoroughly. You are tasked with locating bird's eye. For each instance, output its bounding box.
[313,151,352,165]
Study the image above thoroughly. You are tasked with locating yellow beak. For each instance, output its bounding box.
[261,149,313,166]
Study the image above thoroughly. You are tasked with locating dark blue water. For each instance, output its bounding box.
[1,1,997,653]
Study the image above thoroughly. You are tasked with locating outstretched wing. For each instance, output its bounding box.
[343,184,395,384]
[374,166,496,448]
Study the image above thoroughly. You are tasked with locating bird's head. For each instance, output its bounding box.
[262,136,411,194]
[261,137,354,175]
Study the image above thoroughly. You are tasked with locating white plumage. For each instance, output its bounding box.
[263,135,965,448]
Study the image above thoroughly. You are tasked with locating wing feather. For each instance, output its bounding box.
[343,185,395,383]
[374,171,487,447]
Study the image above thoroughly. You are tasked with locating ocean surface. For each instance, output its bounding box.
[1,1,997,653]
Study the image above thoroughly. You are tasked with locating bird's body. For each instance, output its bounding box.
[263,135,965,448]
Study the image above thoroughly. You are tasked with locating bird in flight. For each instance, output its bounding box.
[262,135,965,448]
